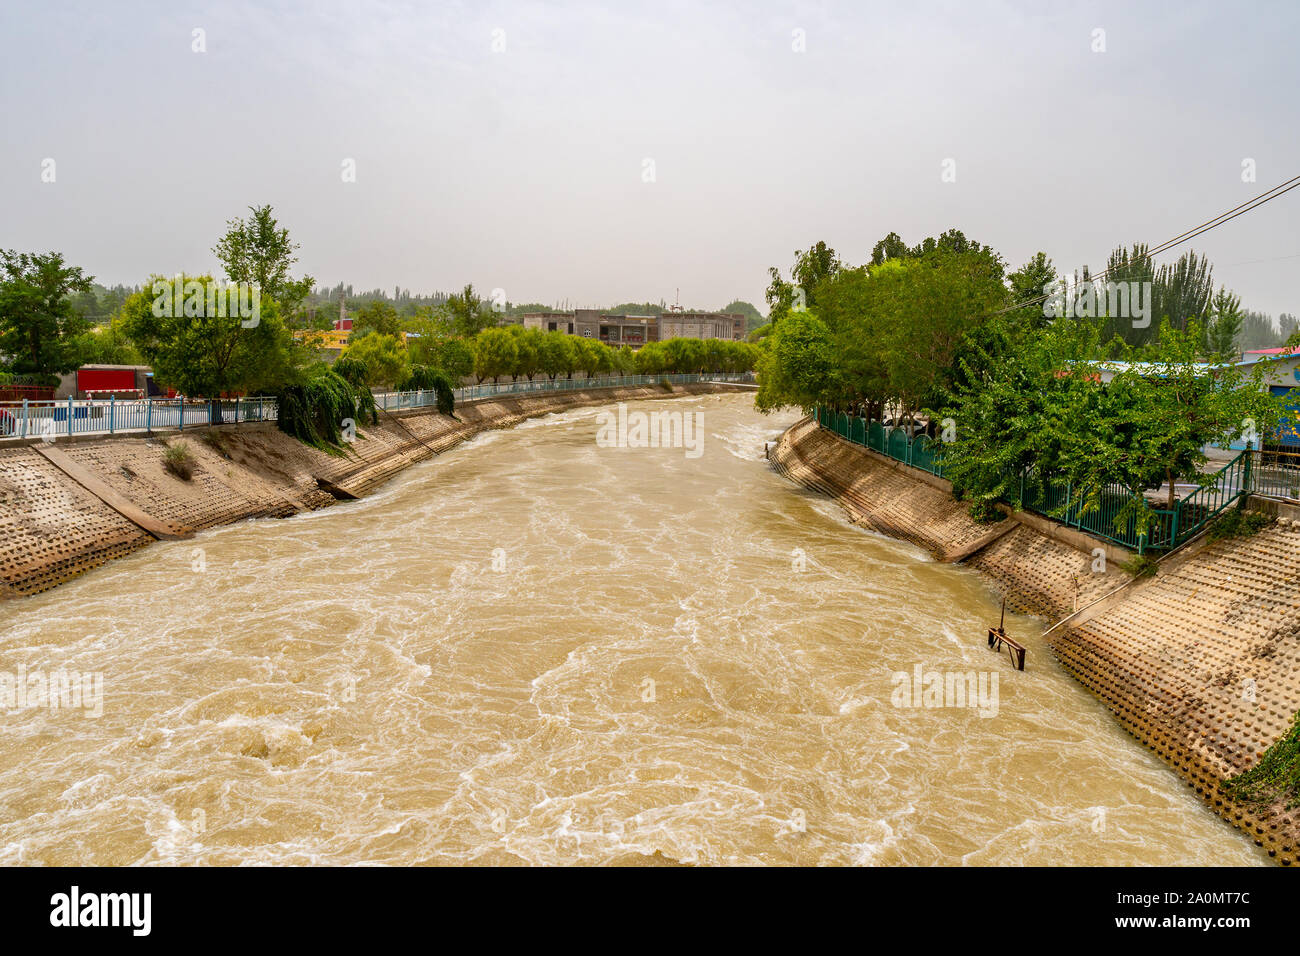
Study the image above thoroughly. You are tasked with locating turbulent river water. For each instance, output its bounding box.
[0,392,1266,865]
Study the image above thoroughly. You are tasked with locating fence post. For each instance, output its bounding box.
[146,398,152,433]
[109,393,115,434]
[67,395,73,439]
[20,399,27,439]
[179,396,184,431]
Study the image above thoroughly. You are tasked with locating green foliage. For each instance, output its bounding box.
[407,326,473,381]
[70,317,144,366]
[350,300,402,340]
[537,331,574,380]
[446,284,498,338]
[720,299,766,332]
[399,364,456,415]
[1090,244,1216,349]
[0,249,94,381]
[472,327,519,382]
[967,499,1002,524]
[340,332,409,388]
[212,204,312,319]
[120,273,296,397]
[765,241,841,324]
[162,441,196,480]
[1221,710,1300,808]
[507,325,545,380]
[1119,554,1159,579]
[274,365,371,448]
[758,235,1005,420]
[941,318,1281,536]
[1207,507,1273,541]
[755,310,834,413]
[1205,287,1244,360]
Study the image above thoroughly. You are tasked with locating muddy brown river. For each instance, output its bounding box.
[0,393,1266,864]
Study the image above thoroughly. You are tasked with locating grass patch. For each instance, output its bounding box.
[1222,711,1300,808]
[162,441,196,480]
[1120,554,1159,579]
[1208,507,1273,541]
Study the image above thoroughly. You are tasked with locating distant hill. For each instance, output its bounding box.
[720,300,766,332]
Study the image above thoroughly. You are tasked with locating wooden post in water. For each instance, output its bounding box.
[987,595,1025,671]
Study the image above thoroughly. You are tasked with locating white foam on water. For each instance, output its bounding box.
[0,394,1269,866]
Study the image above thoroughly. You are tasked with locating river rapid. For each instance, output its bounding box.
[0,392,1265,865]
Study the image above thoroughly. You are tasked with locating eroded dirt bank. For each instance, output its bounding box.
[772,416,1300,865]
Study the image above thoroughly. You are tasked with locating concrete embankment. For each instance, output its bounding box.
[772,415,1300,865]
[0,382,742,600]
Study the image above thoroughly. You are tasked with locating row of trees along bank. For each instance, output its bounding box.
[756,232,1283,533]
[0,205,758,450]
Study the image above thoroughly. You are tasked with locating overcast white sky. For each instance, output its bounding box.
[2,0,1298,317]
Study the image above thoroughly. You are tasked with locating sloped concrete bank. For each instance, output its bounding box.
[0,383,744,600]
[772,416,1300,865]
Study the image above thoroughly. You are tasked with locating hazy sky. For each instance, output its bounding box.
[3,1,1298,317]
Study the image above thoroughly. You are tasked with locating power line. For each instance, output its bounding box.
[994,174,1300,317]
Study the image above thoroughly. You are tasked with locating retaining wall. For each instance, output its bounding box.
[0,383,741,598]
[772,415,1299,865]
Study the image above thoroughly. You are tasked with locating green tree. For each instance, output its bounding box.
[507,325,544,381]
[350,300,402,340]
[70,316,144,366]
[447,284,497,338]
[765,241,841,324]
[472,327,519,383]
[574,337,611,377]
[120,273,296,405]
[408,328,474,382]
[1205,287,1244,360]
[339,332,409,388]
[755,310,834,413]
[212,204,313,321]
[942,318,1279,529]
[538,331,574,380]
[399,364,456,415]
[869,231,910,266]
[0,250,94,381]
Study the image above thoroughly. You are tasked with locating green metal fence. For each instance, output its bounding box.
[811,407,1251,553]
[1250,448,1300,502]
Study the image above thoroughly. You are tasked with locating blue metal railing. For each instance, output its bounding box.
[0,373,754,442]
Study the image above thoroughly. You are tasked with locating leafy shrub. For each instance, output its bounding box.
[967,499,1002,524]
[1119,554,1159,579]
[1208,507,1273,541]
[1222,711,1300,808]
[163,441,195,480]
